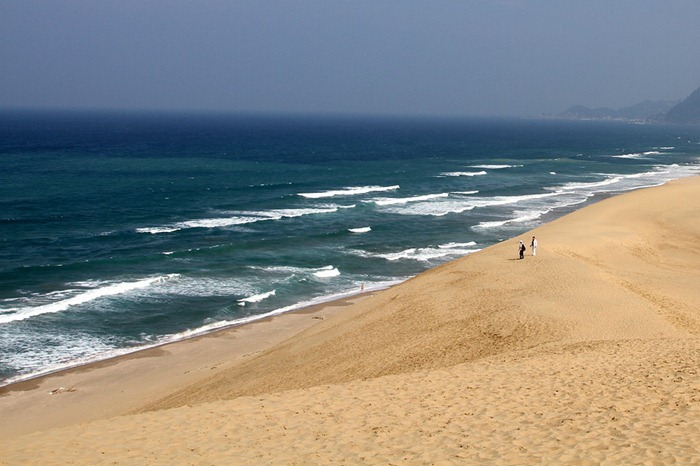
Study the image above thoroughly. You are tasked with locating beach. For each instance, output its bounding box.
[2,176,699,464]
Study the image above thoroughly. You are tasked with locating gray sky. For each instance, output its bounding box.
[2,0,700,117]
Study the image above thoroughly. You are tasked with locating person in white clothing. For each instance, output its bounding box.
[531,236,538,256]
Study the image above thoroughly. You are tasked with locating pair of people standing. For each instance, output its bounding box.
[518,236,537,259]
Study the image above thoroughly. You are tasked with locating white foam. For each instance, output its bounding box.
[136,226,181,234]
[252,264,343,279]
[474,220,511,229]
[137,215,266,234]
[472,164,700,231]
[625,169,669,179]
[470,164,520,169]
[314,266,340,278]
[380,191,561,217]
[550,166,700,196]
[238,290,276,305]
[438,171,488,177]
[0,332,126,387]
[369,193,449,206]
[471,192,559,207]
[0,274,180,324]
[171,277,257,298]
[158,279,406,343]
[377,198,477,217]
[349,226,371,233]
[248,265,307,275]
[244,206,353,220]
[356,244,480,262]
[179,216,268,229]
[553,175,625,192]
[137,206,351,234]
[298,185,400,199]
[474,209,552,230]
[438,241,477,249]
[613,151,662,159]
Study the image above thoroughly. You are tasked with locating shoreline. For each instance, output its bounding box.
[0,282,395,390]
[0,291,378,438]
[0,293,361,390]
[0,176,680,391]
[2,176,699,462]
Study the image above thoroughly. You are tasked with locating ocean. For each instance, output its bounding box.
[1,111,699,386]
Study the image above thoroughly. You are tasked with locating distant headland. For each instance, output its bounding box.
[557,86,700,124]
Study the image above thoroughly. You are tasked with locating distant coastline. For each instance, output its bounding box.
[555,85,700,124]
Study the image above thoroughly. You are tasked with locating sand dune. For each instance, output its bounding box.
[142,177,699,409]
[2,177,699,464]
[4,339,699,464]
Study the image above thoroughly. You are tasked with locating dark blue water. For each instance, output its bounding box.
[1,111,699,385]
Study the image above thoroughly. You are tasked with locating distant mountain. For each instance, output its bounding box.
[617,100,678,120]
[559,100,677,121]
[559,86,700,124]
[558,105,616,120]
[663,87,700,124]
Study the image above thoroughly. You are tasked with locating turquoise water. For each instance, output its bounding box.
[1,111,699,384]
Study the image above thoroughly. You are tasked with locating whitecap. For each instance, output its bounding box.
[473,165,700,232]
[314,266,340,278]
[136,226,181,234]
[368,193,449,206]
[376,199,477,217]
[137,206,351,234]
[473,209,551,230]
[0,274,180,324]
[612,150,661,159]
[349,226,371,233]
[298,185,399,199]
[552,175,625,192]
[238,290,276,306]
[548,168,688,196]
[354,244,480,262]
[265,206,354,217]
[0,332,128,387]
[437,171,488,177]
[248,265,307,275]
[178,216,268,229]
[438,241,477,249]
[378,191,559,217]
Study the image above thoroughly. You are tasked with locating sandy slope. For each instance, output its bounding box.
[2,177,699,465]
[142,178,699,408]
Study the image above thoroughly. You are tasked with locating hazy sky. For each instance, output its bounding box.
[2,1,700,117]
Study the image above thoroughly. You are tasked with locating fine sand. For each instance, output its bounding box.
[2,176,699,464]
